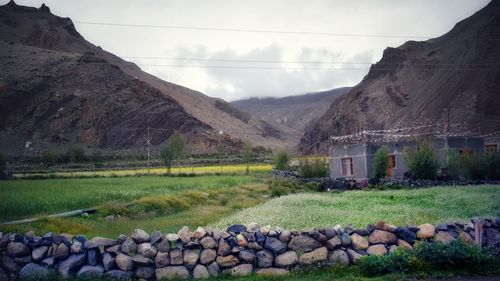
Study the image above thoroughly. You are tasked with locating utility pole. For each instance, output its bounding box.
[145,119,152,175]
[446,107,450,137]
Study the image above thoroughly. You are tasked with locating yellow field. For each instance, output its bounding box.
[14,164,273,178]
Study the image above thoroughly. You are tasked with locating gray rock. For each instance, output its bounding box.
[138,243,157,259]
[193,264,210,279]
[53,243,70,260]
[346,249,363,263]
[325,228,337,239]
[105,244,120,253]
[87,248,101,266]
[194,227,207,239]
[156,266,190,279]
[216,255,240,268]
[264,237,287,254]
[340,233,352,247]
[170,249,183,265]
[0,267,8,280]
[200,236,217,249]
[279,230,292,243]
[225,264,253,276]
[7,242,31,258]
[217,238,231,256]
[158,239,171,252]
[207,262,220,277]
[350,233,369,251]
[15,255,32,265]
[288,235,321,252]
[135,266,155,279]
[70,241,83,254]
[326,236,341,250]
[178,226,192,243]
[115,253,134,271]
[41,256,55,268]
[103,252,116,271]
[328,250,349,265]
[166,233,180,242]
[76,265,104,278]
[19,263,50,280]
[105,269,133,279]
[57,253,86,278]
[238,249,256,263]
[132,229,150,244]
[132,254,153,266]
[248,242,262,251]
[256,250,274,268]
[299,247,328,265]
[84,237,116,248]
[1,255,19,273]
[275,251,298,267]
[155,251,170,268]
[117,234,127,244]
[246,222,260,232]
[183,249,199,268]
[227,224,247,234]
[32,246,49,262]
[150,230,163,245]
[256,267,289,276]
[200,249,217,264]
[121,238,138,254]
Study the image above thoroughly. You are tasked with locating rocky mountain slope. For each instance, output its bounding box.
[0,1,291,155]
[299,0,500,154]
[231,87,351,144]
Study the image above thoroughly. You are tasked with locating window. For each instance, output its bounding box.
[459,149,473,167]
[341,157,353,177]
[386,155,396,177]
[485,144,498,154]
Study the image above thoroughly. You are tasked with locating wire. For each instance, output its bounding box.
[73,20,434,39]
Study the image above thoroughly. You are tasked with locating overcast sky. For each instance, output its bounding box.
[2,0,491,101]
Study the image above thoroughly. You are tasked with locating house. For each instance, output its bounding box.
[329,134,485,179]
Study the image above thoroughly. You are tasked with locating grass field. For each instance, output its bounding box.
[211,185,500,230]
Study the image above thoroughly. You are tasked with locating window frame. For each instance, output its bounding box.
[341,157,353,177]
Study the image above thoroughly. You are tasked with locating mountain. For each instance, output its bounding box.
[231,87,351,145]
[0,1,290,155]
[299,0,500,154]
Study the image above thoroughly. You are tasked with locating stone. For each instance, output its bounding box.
[260,225,271,235]
[53,243,70,260]
[396,227,417,244]
[84,237,116,248]
[74,235,88,244]
[346,249,363,263]
[337,233,350,247]
[121,238,138,254]
[436,223,448,231]
[367,244,387,256]
[238,249,256,263]
[103,252,116,271]
[40,257,55,268]
[200,249,217,264]
[87,248,101,266]
[76,265,104,278]
[32,246,49,262]
[132,255,153,266]
[256,268,289,276]
[216,255,240,268]
[416,223,435,239]
[279,230,292,242]
[19,263,50,280]
[299,247,328,265]
[183,249,199,268]
[71,241,83,253]
[354,228,370,236]
[328,249,350,265]
[264,237,287,254]
[178,226,192,243]
[135,266,155,279]
[458,231,474,244]
[225,264,253,276]
[235,234,248,247]
[166,233,180,242]
[227,224,247,234]
[397,239,413,250]
[132,229,150,244]
[248,242,262,251]
[105,244,120,253]
[193,264,210,279]
[158,239,171,252]
[115,253,134,271]
[1,255,19,273]
[200,236,217,249]
[7,242,30,258]
[288,235,321,252]
[434,231,455,244]
[217,238,231,256]
[0,268,8,280]
[256,250,273,268]
[369,230,397,244]
[155,251,170,268]
[326,236,341,250]
[170,249,183,265]
[389,245,398,253]
[246,222,260,232]
[105,269,133,279]
[275,251,298,267]
[350,233,369,251]
[325,228,336,239]
[15,255,32,265]
[207,262,220,277]
[57,253,86,278]
[105,215,115,221]
[138,243,157,259]
[150,230,163,245]
[194,227,207,239]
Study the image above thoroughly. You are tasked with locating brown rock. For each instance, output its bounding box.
[53,243,70,260]
[199,249,217,264]
[7,242,31,258]
[275,251,298,267]
[155,252,170,268]
[397,239,413,250]
[346,249,363,263]
[225,264,253,276]
[368,230,397,244]
[217,239,231,256]
[156,266,190,279]
[193,264,210,279]
[458,231,474,244]
[416,223,435,239]
[367,244,387,256]
[288,235,321,252]
[350,233,369,251]
[115,253,134,271]
[434,231,455,244]
[216,255,240,268]
[326,236,341,250]
[178,227,192,243]
[328,250,349,265]
[298,247,328,265]
[256,268,289,276]
[235,234,248,247]
[183,249,199,268]
[193,227,207,240]
[170,249,183,265]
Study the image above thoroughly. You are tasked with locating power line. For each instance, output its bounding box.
[73,20,433,39]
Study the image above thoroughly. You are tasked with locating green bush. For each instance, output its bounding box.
[274,150,290,170]
[484,152,500,180]
[462,153,486,180]
[66,144,86,163]
[373,146,389,179]
[41,148,65,166]
[404,141,439,179]
[0,152,6,171]
[359,248,412,275]
[446,151,461,179]
[299,158,328,178]
[161,132,186,173]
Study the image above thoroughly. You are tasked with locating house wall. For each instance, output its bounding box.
[330,144,368,179]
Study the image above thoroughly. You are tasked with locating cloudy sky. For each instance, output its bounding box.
[2,0,491,101]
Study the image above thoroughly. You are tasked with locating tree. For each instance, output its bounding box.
[404,140,439,180]
[0,152,6,172]
[373,146,389,179]
[446,151,460,179]
[275,150,290,171]
[41,148,64,167]
[161,132,186,174]
[243,140,253,174]
[66,144,85,163]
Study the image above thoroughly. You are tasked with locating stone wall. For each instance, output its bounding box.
[1,218,499,280]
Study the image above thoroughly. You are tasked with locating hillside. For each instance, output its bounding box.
[0,1,291,155]
[231,87,351,144]
[299,0,500,154]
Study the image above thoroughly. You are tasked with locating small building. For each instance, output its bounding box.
[329,134,485,180]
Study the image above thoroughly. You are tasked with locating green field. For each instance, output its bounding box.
[211,185,500,230]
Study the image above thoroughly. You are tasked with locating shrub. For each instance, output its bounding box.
[66,144,86,163]
[41,148,65,166]
[446,150,461,179]
[0,152,6,172]
[404,141,439,179]
[484,152,500,180]
[462,153,486,180]
[275,150,290,170]
[299,158,328,178]
[161,132,186,173]
[373,146,389,179]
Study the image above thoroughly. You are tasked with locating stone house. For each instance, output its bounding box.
[329,136,485,179]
